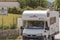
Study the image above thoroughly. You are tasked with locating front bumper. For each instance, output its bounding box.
[23,36,44,40]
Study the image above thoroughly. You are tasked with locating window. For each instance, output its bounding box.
[50,17,56,25]
[26,21,44,29]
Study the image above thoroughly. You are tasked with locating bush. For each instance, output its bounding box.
[12,7,17,14]
[8,6,48,14]
[0,24,17,30]
[8,8,12,13]
[35,6,42,10]
[0,25,3,29]
[4,26,9,30]
[24,6,33,10]
[35,6,47,10]
[0,25,9,30]
[10,24,17,29]
[8,6,33,14]
[17,8,23,14]
[8,7,23,14]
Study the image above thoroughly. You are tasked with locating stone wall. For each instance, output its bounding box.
[0,29,20,39]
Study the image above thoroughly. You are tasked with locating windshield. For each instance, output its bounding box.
[25,21,44,29]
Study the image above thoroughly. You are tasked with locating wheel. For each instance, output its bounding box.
[48,36,55,40]
[52,36,55,40]
[48,36,52,40]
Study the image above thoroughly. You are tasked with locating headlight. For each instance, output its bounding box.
[36,33,42,36]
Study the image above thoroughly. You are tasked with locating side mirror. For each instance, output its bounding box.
[45,27,49,30]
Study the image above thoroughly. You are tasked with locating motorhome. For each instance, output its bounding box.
[18,10,59,40]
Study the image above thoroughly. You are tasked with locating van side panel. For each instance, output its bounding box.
[49,11,59,35]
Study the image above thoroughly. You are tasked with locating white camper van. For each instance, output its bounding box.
[18,10,59,40]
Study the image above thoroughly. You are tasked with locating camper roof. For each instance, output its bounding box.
[23,10,48,14]
[22,10,49,20]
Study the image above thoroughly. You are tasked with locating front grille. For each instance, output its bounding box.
[23,36,44,39]
[28,35,36,37]
[28,35,30,36]
[32,35,36,36]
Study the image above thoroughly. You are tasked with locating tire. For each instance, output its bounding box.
[48,36,55,40]
[52,36,55,40]
[48,36,52,40]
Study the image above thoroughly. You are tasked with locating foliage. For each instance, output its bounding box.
[0,25,9,30]
[35,6,43,10]
[4,26,9,30]
[8,8,22,14]
[18,0,27,8]
[8,8,12,13]
[23,6,33,10]
[9,0,49,14]
[0,25,3,29]
[34,6,47,10]
[10,24,17,29]
[12,7,17,14]
[8,6,33,14]
[26,0,40,8]
[53,0,60,8]
[40,0,48,8]
[0,24,17,30]
[18,0,48,8]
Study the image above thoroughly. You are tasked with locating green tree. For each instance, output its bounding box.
[41,0,48,8]
[53,0,60,8]
[26,0,38,8]
[18,0,48,8]
[18,0,27,8]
